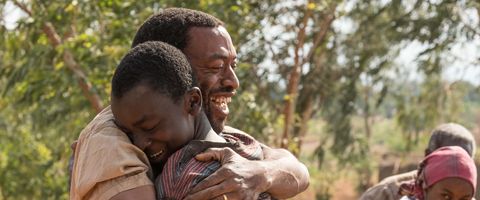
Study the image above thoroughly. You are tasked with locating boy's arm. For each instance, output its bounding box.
[184,144,310,199]
[110,185,156,200]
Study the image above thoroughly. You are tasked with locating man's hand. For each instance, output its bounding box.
[183,147,271,200]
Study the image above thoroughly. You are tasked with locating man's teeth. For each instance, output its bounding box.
[210,97,232,103]
[210,97,231,110]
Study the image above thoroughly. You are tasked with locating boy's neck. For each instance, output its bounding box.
[193,112,225,142]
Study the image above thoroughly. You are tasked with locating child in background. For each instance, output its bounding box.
[399,146,476,200]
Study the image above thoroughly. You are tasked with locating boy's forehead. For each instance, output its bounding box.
[124,85,175,105]
[112,85,171,119]
[120,84,152,102]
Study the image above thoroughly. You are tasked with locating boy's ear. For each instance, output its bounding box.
[185,87,202,115]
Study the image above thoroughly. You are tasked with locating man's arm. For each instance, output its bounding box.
[184,145,310,200]
[259,143,310,198]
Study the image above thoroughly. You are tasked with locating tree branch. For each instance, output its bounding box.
[12,0,32,17]
[301,5,336,66]
[281,0,314,148]
[12,0,103,113]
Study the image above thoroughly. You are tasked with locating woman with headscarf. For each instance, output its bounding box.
[399,146,477,200]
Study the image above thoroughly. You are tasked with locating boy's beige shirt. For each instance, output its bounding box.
[70,106,153,200]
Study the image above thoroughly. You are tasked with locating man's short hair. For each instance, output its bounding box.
[111,41,193,102]
[131,8,224,49]
[426,123,476,157]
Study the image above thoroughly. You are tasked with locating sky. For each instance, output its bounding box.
[2,1,25,30]
[335,0,480,86]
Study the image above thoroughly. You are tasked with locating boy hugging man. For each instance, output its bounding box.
[110,41,271,200]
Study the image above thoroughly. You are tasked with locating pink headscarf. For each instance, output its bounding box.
[399,146,477,199]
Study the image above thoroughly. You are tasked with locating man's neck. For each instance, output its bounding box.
[193,112,225,142]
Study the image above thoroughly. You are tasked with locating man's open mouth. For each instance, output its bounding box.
[210,96,232,113]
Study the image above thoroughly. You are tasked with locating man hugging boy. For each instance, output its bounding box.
[110,41,271,200]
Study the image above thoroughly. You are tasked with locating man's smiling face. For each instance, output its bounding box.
[183,26,239,133]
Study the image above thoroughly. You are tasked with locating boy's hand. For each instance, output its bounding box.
[183,147,270,200]
[71,140,78,151]
[68,140,78,188]
[69,140,78,174]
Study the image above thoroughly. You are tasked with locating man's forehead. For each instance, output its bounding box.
[188,26,222,37]
[184,26,236,60]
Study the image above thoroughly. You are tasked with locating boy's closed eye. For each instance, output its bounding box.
[139,120,162,133]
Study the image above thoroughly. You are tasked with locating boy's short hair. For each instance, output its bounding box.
[131,7,224,49]
[111,41,193,102]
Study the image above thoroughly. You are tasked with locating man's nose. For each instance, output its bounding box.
[221,65,240,90]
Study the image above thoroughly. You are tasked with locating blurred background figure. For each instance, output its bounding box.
[398,146,477,200]
[360,123,476,200]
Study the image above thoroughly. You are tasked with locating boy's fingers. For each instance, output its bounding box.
[71,140,78,151]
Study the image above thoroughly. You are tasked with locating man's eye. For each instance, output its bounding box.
[214,63,225,69]
[231,63,237,69]
[206,64,224,73]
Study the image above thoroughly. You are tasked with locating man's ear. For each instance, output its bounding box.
[184,87,202,116]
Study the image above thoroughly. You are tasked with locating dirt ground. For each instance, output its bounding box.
[331,178,358,200]
[292,129,360,200]
[288,173,359,200]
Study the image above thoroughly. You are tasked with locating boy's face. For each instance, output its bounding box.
[111,84,195,165]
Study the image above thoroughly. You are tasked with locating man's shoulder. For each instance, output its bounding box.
[222,126,248,135]
[222,126,260,141]
[221,126,264,160]
[221,126,260,146]
[70,106,152,200]
[78,105,125,140]
[73,104,146,159]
